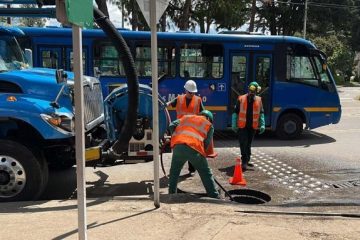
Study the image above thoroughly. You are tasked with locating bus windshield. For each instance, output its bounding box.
[0,35,28,72]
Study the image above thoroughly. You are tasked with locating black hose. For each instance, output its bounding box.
[93,7,139,154]
[213,177,235,201]
[160,151,168,178]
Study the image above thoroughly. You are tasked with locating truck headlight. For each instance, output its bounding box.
[41,113,74,133]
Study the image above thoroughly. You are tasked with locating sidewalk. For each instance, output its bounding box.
[1,194,359,240]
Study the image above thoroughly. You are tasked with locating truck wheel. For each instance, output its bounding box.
[0,140,48,202]
[276,113,303,140]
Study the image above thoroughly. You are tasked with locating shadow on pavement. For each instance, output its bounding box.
[52,208,157,240]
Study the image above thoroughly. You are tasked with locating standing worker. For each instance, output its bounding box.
[232,82,265,171]
[168,110,220,199]
[167,80,205,175]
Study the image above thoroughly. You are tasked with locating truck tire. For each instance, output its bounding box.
[275,113,303,140]
[0,140,48,202]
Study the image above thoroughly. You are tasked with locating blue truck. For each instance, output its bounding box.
[0,27,170,202]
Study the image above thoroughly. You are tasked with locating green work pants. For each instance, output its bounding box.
[168,144,219,198]
[238,127,255,164]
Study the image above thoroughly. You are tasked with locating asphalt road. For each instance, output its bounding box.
[41,86,360,207]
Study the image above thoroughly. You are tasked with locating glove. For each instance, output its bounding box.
[259,126,265,134]
[259,113,265,134]
[231,113,238,133]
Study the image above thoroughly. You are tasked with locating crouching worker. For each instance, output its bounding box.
[168,110,220,199]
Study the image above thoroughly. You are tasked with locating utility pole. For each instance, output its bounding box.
[303,0,308,39]
[6,4,11,25]
[121,0,125,28]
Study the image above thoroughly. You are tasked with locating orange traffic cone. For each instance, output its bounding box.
[229,157,247,186]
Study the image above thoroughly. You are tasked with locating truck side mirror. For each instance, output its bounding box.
[24,49,33,67]
[55,69,67,84]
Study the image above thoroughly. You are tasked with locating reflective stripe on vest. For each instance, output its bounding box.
[237,94,262,129]
[176,95,201,119]
[171,115,211,156]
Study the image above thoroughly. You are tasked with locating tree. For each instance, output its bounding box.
[18,5,46,27]
[311,34,355,82]
[167,0,250,33]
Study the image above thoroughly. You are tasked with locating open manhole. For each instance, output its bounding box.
[228,189,271,204]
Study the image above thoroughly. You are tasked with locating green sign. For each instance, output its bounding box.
[65,0,93,28]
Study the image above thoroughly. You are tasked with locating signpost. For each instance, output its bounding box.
[135,0,170,208]
[56,0,92,239]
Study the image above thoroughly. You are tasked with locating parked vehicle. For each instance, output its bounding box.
[0,27,169,202]
[17,27,341,139]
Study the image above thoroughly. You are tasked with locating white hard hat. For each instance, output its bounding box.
[184,80,198,93]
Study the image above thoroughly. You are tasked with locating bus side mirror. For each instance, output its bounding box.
[24,49,33,67]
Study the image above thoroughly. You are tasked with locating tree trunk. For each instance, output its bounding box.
[269,2,277,35]
[131,0,138,31]
[179,0,191,30]
[249,0,256,32]
[160,13,166,32]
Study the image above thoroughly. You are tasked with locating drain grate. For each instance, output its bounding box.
[332,180,360,189]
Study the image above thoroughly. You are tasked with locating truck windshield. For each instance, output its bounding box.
[0,35,28,72]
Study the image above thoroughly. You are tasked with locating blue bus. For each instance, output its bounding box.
[16,27,341,139]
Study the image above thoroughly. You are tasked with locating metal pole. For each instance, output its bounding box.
[121,0,125,28]
[72,25,87,240]
[303,0,308,39]
[6,4,11,25]
[150,0,160,208]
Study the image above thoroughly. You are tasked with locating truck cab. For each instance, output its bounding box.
[0,26,170,202]
[0,27,106,201]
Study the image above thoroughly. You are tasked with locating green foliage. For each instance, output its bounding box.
[311,34,355,82]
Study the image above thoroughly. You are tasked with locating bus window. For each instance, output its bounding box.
[286,55,319,87]
[69,51,86,72]
[255,57,270,89]
[94,44,125,76]
[135,44,175,77]
[314,56,335,92]
[180,43,223,79]
[42,50,59,69]
[255,56,271,119]
[230,54,247,111]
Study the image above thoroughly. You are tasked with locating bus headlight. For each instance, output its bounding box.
[41,113,75,133]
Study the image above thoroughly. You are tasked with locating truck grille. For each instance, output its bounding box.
[83,82,104,128]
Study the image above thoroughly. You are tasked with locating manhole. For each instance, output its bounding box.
[228,189,271,204]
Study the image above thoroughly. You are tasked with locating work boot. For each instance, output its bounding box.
[215,188,225,200]
[247,162,254,167]
[242,163,248,172]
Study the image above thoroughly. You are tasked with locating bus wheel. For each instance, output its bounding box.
[276,113,303,140]
[0,140,48,202]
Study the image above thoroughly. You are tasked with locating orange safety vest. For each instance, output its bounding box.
[175,94,201,119]
[237,94,262,129]
[171,115,212,157]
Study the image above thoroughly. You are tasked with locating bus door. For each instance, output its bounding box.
[252,54,272,124]
[65,47,88,74]
[229,52,249,115]
[38,47,62,69]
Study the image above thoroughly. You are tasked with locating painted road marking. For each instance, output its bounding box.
[226,147,330,195]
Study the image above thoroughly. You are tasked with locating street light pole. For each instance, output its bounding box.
[303,0,308,39]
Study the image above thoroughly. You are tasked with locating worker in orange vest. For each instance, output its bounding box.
[167,80,205,175]
[168,110,220,199]
[232,82,265,171]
